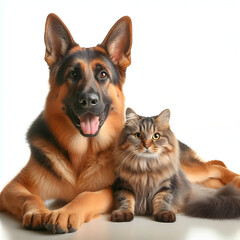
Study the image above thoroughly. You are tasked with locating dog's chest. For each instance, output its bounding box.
[72,151,115,193]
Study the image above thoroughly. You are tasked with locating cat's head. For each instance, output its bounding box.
[119,108,178,158]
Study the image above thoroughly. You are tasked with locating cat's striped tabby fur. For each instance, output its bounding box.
[111,108,240,222]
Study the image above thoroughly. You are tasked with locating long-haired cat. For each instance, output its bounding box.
[111,108,240,222]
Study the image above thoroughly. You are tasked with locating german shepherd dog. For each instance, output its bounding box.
[0,14,239,234]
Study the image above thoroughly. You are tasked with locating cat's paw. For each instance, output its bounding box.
[111,210,134,222]
[153,210,176,223]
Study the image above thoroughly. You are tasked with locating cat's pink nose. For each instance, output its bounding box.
[144,144,150,149]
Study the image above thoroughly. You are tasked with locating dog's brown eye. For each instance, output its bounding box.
[152,133,160,140]
[70,71,77,78]
[135,132,142,139]
[98,70,108,81]
[69,70,81,82]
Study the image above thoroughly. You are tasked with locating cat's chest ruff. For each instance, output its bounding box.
[128,172,162,195]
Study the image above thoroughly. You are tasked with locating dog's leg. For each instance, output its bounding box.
[44,188,113,233]
[179,142,239,187]
[1,180,50,230]
[0,192,5,211]
[206,163,239,184]
[232,176,240,189]
[200,178,225,188]
[206,160,227,168]
[182,161,239,187]
[181,162,211,183]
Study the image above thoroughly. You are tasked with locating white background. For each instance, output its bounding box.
[1,0,240,187]
[0,1,240,239]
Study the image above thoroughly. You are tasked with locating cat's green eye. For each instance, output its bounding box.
[135,132,142,139]
[152,133,160,140]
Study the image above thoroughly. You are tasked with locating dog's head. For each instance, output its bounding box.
[44,14,132,138]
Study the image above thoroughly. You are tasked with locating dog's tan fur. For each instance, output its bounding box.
[0,14,131,233]
[180,146,239,188]
[0,14,239,234]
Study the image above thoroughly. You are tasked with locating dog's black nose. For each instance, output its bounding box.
[79,93,99,108]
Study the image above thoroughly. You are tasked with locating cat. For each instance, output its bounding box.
[111,108,240,222]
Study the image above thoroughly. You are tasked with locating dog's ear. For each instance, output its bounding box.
[100,16,132,69]
[44,13,76,67]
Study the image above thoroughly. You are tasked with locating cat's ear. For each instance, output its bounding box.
[125,108,139,121]
[100,16,132,69]
[44,13,77,67]
[155,109,170,128]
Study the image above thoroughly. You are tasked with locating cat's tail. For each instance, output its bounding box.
[184,184,240,219]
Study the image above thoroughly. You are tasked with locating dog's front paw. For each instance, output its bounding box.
[111,210,134,222]
[23,209,51,230]
[43,210,83,234]
[153,210,176,223]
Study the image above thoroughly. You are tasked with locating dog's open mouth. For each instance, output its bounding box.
[79,114,100,136]
[68,106,109,137]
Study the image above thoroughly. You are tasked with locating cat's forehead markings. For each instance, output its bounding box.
[138,118,156,134]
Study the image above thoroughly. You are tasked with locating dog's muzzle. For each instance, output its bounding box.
[77,92,101,136]
[66,91,111,137]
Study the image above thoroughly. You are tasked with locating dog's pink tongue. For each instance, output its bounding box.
[79,114,100,135]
